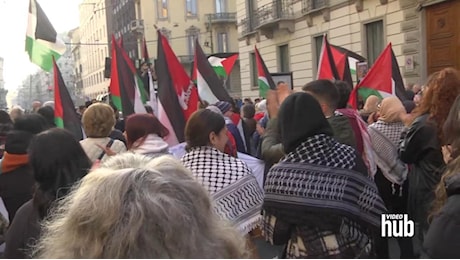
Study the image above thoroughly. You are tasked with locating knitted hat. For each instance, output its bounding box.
[206,105,223,116]
[5,130,34,155]
[215,101,232,114]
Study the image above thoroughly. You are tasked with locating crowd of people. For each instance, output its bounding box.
[0,67,458,258]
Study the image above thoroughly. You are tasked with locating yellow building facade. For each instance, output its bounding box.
[79,0,111,99]
[136,0,242,97]
[237,0,460,98]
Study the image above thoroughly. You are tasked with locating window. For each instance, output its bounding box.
[157,0,168,19]
[216,0,227,13]
[246,0,257,31]
[186,0,197,17]
[187,27,199,56]
[217,32,228,53]
[313,35,323,72]
[278,44,290,72]
[249,52,257,87]
[365,20,384,65]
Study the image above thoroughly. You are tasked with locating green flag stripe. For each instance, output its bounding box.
[358,87,384,101]
[136,75,148,103]
[54,117,64,128]
[213,66,227,78]
[258,78,270,98]
[26,36,62,71]
[111,95,122,112]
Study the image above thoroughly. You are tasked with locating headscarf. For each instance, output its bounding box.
[378,96,405,123]
[278,92,333,154]
[363,95,380,113]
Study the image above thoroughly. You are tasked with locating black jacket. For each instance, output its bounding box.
[399,114,445,228]
[0,165,34,222]
[423,173,460,258]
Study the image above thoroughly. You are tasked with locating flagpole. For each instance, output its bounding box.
[29,75,32,111]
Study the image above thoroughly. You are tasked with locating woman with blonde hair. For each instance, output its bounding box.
[422,95,460,258]
[80,103,126,162]
[33,154,248,258]
[399,67,460,242]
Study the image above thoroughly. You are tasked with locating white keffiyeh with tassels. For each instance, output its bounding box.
[181,146,264,234]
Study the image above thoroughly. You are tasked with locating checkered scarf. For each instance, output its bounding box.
[181,146,264,234]
[368,121,408,185]
[263,134,386,257]
[264,134,385,227]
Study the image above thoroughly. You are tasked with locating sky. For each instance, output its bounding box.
[0,0,81,91]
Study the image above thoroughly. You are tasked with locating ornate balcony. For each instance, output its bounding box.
[254,0,295,39]
[205,12,237,25]
[301,0,330,26]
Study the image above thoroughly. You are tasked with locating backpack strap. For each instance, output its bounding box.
[97,139,115,160]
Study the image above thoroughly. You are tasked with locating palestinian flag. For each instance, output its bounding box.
[142,36,149,62]
[109,35,147,117]
[156,30,198,146]
[348,43,409,108]
[255,46,276,98]
[207,53,238,78]
[316,35,341,81]
[194,40,233,104]
[53,57,83,140]
[330,44,366,78]
[118,35,124,49]
[26,0,66,71]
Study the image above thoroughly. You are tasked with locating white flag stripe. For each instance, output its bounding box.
[157,101,179,146]
[197,71,219,104]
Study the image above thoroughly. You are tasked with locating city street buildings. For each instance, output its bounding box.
[237,0,460,98]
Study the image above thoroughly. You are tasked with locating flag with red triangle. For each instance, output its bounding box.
[316,35,341,81]
[156,30,198,146]
[255,46,276,98]
[194,39,233,104]
[109,35,147,117]
[118,35,124,49]
[53,57,84,140]
[348,43,409,108]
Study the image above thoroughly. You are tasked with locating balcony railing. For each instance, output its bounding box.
[302,0,329,13]
[255,0,295,28]
[205,12,237,24]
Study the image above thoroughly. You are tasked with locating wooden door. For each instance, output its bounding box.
[426,0,460,75]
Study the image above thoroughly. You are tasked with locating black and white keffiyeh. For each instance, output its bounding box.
[264,134,386,228]
[181,146,264,234]
[368,121,408,185]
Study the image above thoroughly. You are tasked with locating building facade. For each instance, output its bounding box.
[68,28,85,105]
[237,0,460,98]
[108,0,138,63]
[136,0,242,97]
[79,0,111,99]
[0,57,7,109]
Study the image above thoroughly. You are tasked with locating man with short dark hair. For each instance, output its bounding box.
[302,79,357,149]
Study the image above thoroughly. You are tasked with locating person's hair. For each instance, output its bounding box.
[13,113,50,134]
[443,95,460,155]
[302,79,340,111]
[242,104,256,119]
[333,80,353,109]
[29,128,91,219]
[411,68,460,144]
[144,105,154,114]
[125,113,169,150]
[185,109,225,151]
[0,110,12,125]
[430,95,460,220]
[37,106,56,127]
[9,107,24,121]
[277,81,285,85]
[82,103,116,138]
[198,100,209,109]
[33,154,247,258]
